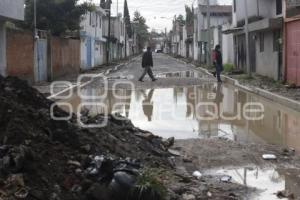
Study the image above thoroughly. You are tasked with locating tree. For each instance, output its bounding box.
[185,5,194,27]
[176,14,185,26]
[133,11,149,51]
[22,0,94,36]
[100,0,106,9]
[124,0,132,38]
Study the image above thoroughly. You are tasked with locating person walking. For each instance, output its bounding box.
[213,44,223,83]
[139,47,157,82]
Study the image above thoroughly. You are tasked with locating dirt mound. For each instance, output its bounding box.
[0,76,172,200]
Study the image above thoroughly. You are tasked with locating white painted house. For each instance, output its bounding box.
[0,0,25,76]
[193,0,232,64]
[80,7,107,70]
[110,14,126,61]
[225,0,283,80]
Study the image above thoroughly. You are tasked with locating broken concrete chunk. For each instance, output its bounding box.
[262,154,277,160]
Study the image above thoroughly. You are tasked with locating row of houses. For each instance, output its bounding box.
[0,1,139,83]
[169,0,300,86]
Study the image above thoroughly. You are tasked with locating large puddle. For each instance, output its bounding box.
[57,75,300,200]
[61,82,300,152]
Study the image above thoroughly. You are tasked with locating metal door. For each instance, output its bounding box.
[86,37,92,68]
[36,39,47,82]
[286,20,300,85]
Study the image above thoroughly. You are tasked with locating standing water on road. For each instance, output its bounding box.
[61,82,300,152]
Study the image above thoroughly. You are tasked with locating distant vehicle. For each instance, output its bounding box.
[143,48,147,53]
[155,49,163,53]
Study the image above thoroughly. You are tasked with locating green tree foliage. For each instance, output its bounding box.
[176,14,185,26]
[133,11,149,51]
[124,0,132,38]
[185,5,194,27]
[22,0,94,36]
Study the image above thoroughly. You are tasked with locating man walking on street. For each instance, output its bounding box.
[213,44,223,83]
[139,47,157,82]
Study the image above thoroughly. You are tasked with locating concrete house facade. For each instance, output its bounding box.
[171,20,182,55]
[80,7,107,70]
[0,0,25,76]
[193,0,232,64]
[110,15,126,61]
[227,0,283,80]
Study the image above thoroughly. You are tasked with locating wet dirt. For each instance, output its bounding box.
[0,76,174,200]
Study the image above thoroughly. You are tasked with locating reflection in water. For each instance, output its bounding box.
[205,167,300,200]
[156,71,205,78]
[63,83,300,151]
[142,89,154,121]
[61,83,300,199]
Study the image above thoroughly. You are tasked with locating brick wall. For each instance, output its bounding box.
[51,37,80,79]
[6,29,34,83]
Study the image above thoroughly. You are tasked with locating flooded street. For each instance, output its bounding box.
[55,54,300,200]
[63,82,300,152]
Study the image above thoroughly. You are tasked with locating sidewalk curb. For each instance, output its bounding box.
[173,55,300,112]
[48,55,140,100]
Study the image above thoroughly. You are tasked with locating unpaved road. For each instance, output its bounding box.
[56,53,300,200]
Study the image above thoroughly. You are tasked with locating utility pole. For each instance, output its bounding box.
[117,0,119,14]
[106,1,112,65]
[244,0,251,76]
[206,0,211,67]
[125,18,127,58]
[34,0,37,37]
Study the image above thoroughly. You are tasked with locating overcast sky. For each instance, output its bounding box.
[83,0,232,31]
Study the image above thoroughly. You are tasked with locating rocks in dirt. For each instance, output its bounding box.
[81,144,91,153]
[162,137,175,149]
[182,193,196,200]
[0,174,29,199]
[0,145,33,173]
[220,175,232,183]
[276,190,295,199]
[281,148,295,157]
[192,171,202,179]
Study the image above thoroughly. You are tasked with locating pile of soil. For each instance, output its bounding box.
[0,76,172,200]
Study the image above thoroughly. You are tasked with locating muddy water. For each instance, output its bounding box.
[62,82,300,152]
[205,166,300,200]
[57,74,300,200]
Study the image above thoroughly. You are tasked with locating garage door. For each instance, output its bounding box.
[286,20,300,85]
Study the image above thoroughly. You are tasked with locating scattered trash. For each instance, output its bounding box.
[220,175,232,183]
[207,191,212,197]
[262,154,277,160]
[14,187,29,199]
[168,149,181,156]
[192,171,202,179]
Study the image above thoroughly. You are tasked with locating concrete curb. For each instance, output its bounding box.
[48,55,140,100]
[174,55,300,112]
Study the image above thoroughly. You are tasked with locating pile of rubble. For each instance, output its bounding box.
[0,76,173,200]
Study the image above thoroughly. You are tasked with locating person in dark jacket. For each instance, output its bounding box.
[139,47,157,82]
[213,44,223,83]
